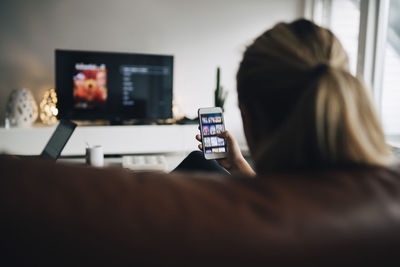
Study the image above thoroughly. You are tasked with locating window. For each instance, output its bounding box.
[381,0,400,135]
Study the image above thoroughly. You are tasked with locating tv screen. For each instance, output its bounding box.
[55,49,173,122]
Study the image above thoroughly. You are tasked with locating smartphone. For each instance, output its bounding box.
[198,107,228,160]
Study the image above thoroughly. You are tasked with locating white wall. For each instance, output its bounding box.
[0,0,304,146]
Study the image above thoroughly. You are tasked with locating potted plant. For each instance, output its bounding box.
[214,67,228,111]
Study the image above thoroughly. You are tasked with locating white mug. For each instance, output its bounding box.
[86,145,104,167]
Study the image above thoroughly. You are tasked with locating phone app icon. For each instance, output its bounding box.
[210,125,216,135]
[219,147,226,152]
[208,116,215,123]
[215,116,222,123]
[205,148,212,154]
[202,116,208,124]
[202,125,210,136]
[211,137,218,146]
[212,148,219,153]
[216,124,224,134]
[204,137,211,148]
[217,137,225,146]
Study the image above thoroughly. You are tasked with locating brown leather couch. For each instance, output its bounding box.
[1,154,400,266]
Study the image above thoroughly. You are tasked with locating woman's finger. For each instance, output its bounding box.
[196,134,202,141]
[198,144,203,150]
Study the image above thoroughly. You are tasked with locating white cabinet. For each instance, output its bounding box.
[0,124,199,156]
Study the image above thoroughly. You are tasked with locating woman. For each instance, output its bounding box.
[180,19,393,176]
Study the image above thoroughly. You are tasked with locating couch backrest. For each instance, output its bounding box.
[1,155,400,266]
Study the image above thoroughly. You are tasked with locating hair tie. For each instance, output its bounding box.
[313,63,330,76]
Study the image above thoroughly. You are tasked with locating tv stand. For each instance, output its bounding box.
[0,124,198,156]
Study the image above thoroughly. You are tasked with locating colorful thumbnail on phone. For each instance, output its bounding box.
[203,125,210,136]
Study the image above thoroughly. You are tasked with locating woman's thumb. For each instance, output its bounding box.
[217,130,230,139]
[218,130,233,146]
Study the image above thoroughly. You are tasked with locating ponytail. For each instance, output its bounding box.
[315,66,392,166]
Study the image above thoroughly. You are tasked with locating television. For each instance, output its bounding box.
[55,49,173,123]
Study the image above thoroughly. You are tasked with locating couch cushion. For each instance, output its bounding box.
[1,155,400,266]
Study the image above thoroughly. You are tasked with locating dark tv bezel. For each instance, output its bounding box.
[55,49,174,122]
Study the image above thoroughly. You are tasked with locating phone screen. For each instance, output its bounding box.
[200,112,227,156]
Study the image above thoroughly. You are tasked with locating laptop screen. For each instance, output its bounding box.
[41,120,77,160]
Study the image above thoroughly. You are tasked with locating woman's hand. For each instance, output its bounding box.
[196,130,256,177]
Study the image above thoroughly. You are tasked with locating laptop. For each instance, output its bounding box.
[40,119,77,160]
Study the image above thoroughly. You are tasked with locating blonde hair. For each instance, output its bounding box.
[237,19,393,173]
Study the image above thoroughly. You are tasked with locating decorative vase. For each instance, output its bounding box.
[6,88,38,127]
